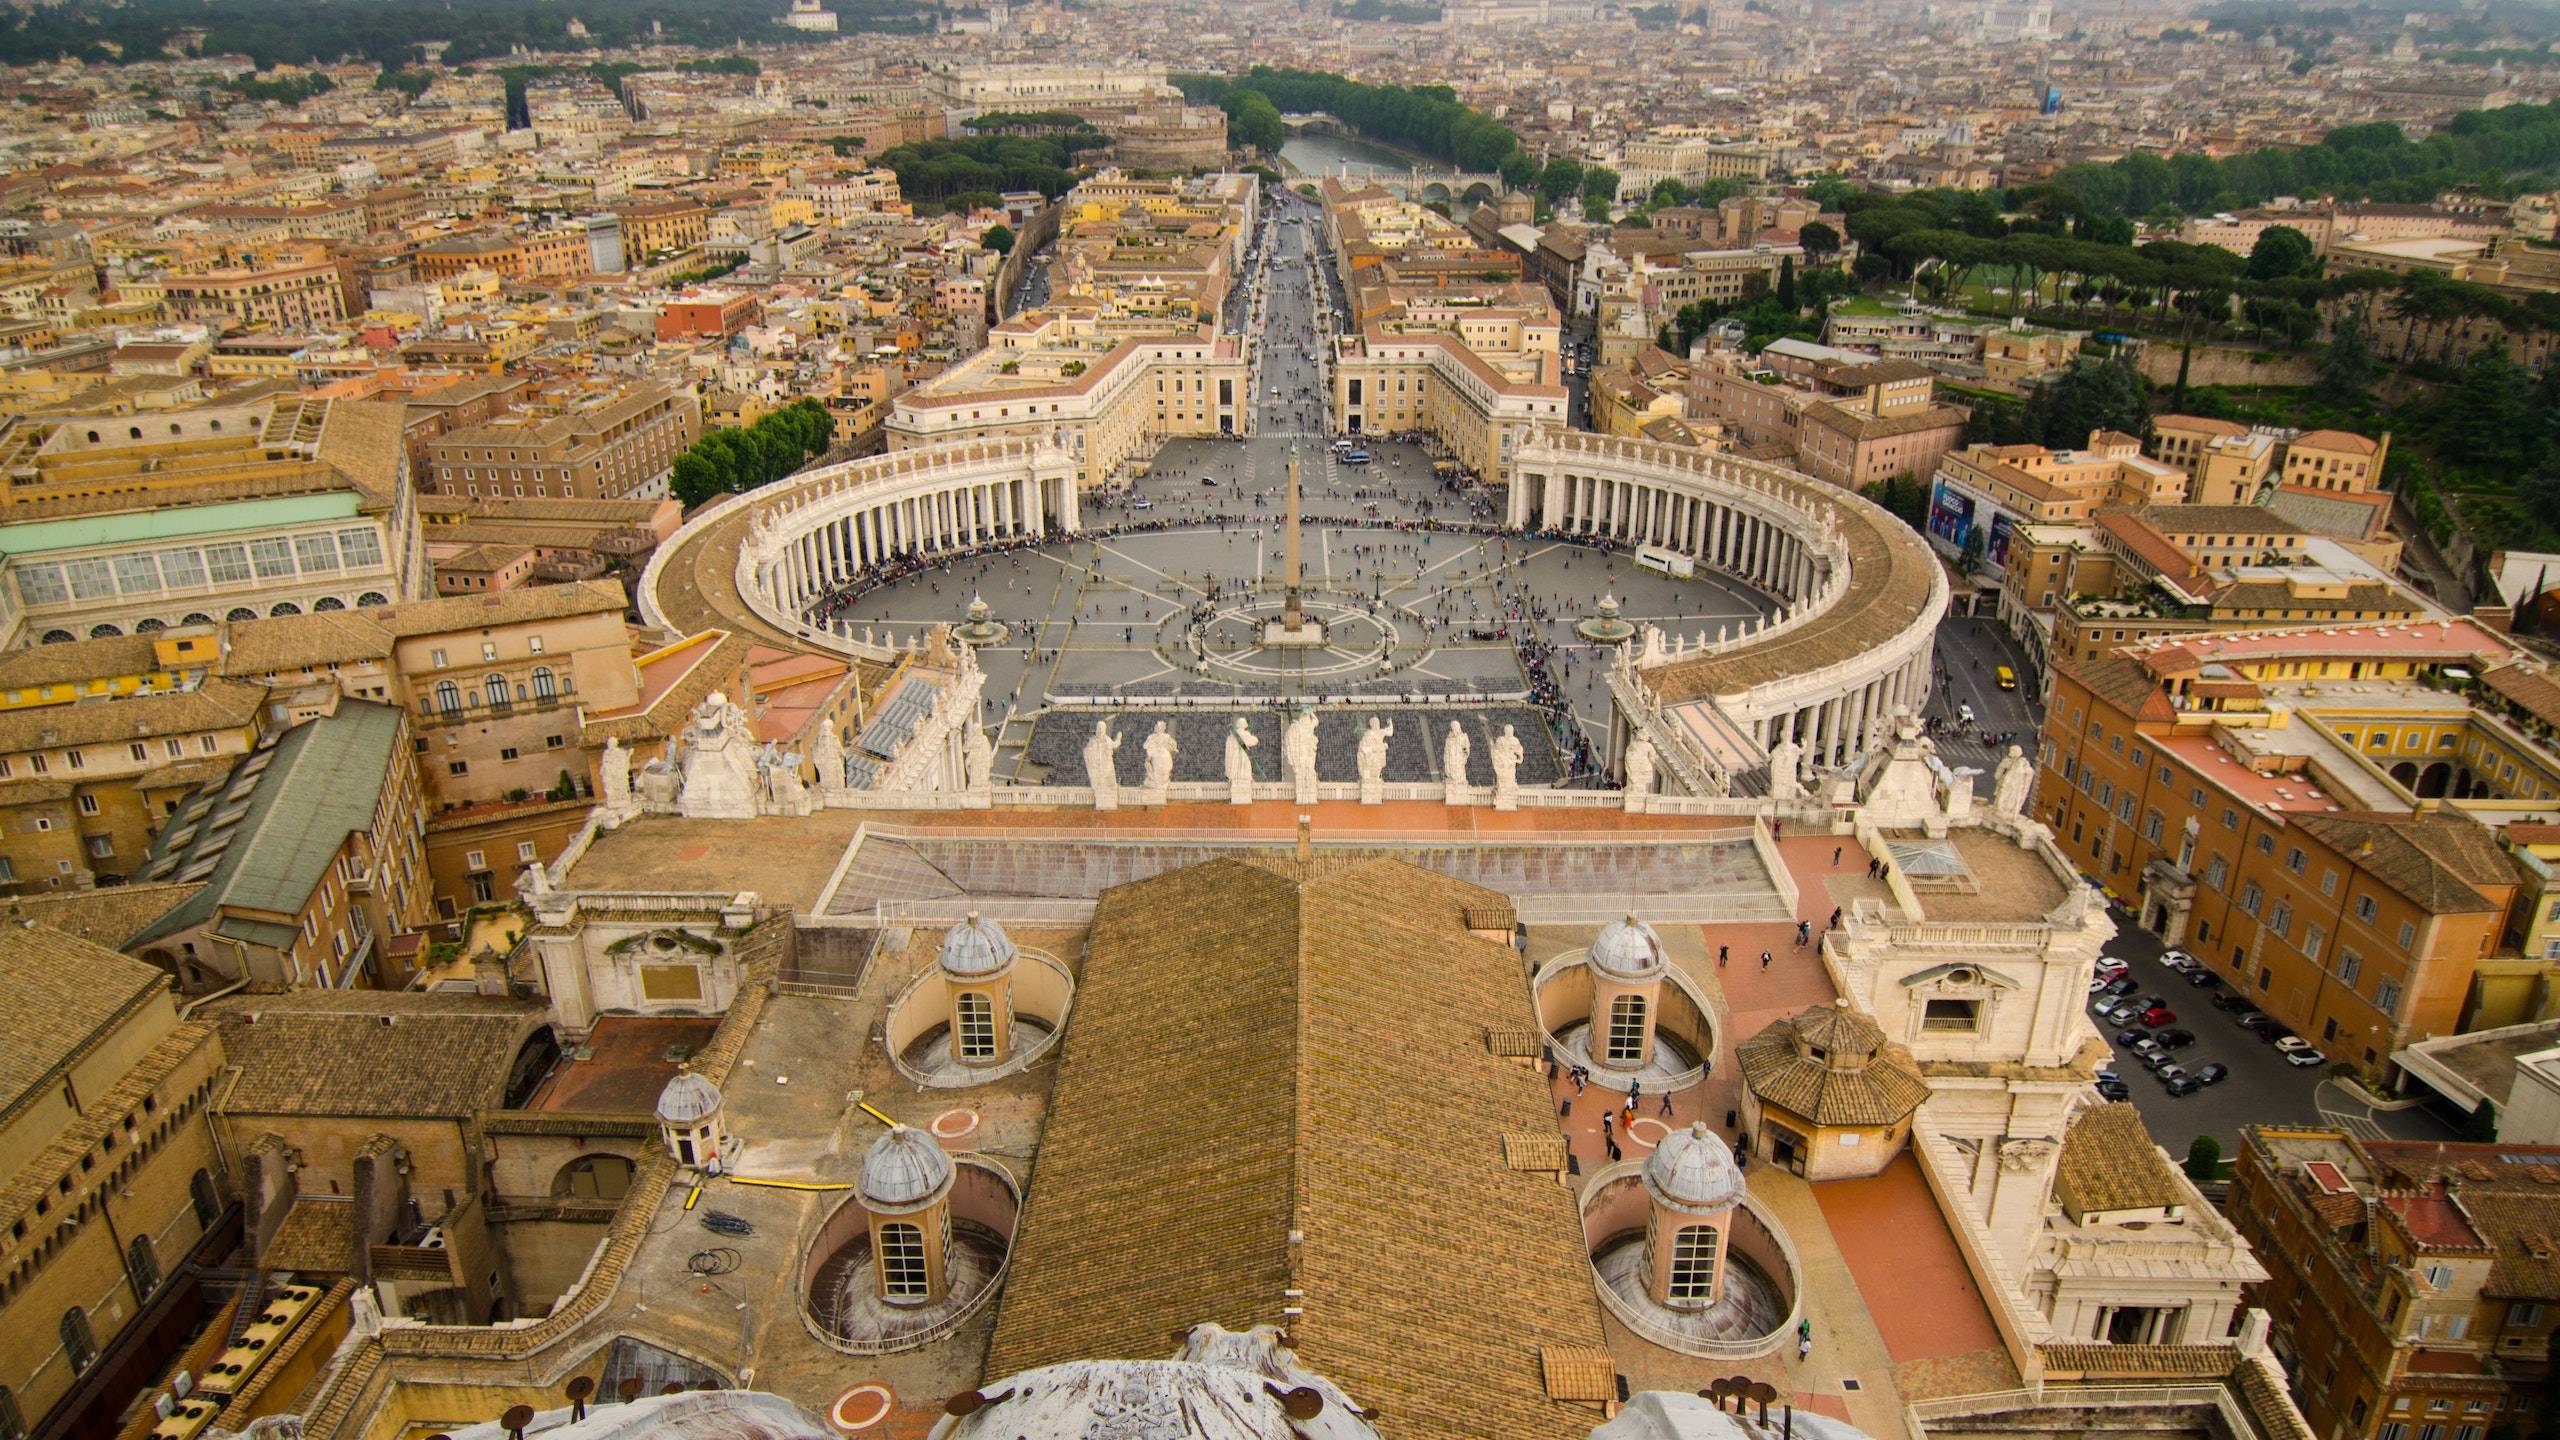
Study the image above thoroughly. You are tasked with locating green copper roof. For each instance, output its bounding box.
[132,700,404,951]
[0,493,360,559]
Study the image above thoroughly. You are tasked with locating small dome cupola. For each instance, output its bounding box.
[1589,914,1666,982]
[654,1065,732,1172]
[860,1125,955,1214]
[655,1068,721,1126]
[1644,1123,1746,1216]
[938,911,1017,980]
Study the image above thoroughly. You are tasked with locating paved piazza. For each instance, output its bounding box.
[814,437,1774,785]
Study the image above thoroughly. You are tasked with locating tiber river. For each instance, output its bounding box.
[1279,130,1485,216]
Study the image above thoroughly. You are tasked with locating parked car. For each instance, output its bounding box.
[2283,1047,2327,1068]
[2161,949,2197,973]
[2116,1028,2153,1048]
[2096,1077,2131,1101]
[2102,976,2140,998]
[2274,1036,2317,1055]
[2101,1003,2141,1026]
[2154,1063,2190,1086]
[2089,973,2115,994]
[2212,992,2256,1012]
[2187,968,2224,989]
[2156,1028,2197,1050]
[2237,1012,2281,1034]
[2165,1073,2204,1097]
[2140,1049,2181,1072]
[2096,958,2129,980]
[2257,1026,2298,1047]
[2140,1006,2178,1027]
[2193,1063,2230,1086]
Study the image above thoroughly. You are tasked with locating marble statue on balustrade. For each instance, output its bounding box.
[1766,735,1803,805]
[1991,746,2034,822]
[1442,721,1473,807]
[1224,716,1259,804]
[1084,721,1122,810]
[1490,725,1525,810]
[675,690,761,820]
[809,717,847,794]
[1356,717,1394,805]
[1140,722,1178,805]
[1622,733,1656,814]
[759,741,813,817]
[599,735,633,815]
[1283,708,1320,805]
[963,717,994,798]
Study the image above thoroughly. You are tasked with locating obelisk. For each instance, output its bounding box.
[1263,441,1326,646]
[1282,442,1304,630]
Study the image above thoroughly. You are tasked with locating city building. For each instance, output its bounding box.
[0,395,429,647]
[2231,1128,2560,1440]
[2041,621,2542,1074]
[424,381,701,502]
[0,924,230,1440]
[129,700,433,990]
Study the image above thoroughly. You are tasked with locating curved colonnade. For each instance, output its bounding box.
[638,437,1078,657]
[643,428,1944,798]
[1511,432,1946,790]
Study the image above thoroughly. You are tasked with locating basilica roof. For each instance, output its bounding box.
[989,856,1609,1440]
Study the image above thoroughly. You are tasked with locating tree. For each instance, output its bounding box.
[1798,221,1841,263]
[2246,224,2318,283]
[1580,166,1621,210]
[2022,354,2151,449]
[1536,157,1584,206]
[1219,88,1285,154]
[982,223,1016,256]
[1776,255,1797,311]
[2184,1134,2221,1181]
[2313,313,2381,408]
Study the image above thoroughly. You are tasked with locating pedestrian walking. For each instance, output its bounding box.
[1607,1136,1622,1163]
[1659,1089,1674,1116]
[1832,845,1842,866]
[1760,949,1772,971]
[1600,1112,1613,1138]
[1717,944,1729,968]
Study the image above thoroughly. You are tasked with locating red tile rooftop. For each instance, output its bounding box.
[2385,1186,2489,1252]
[2135,618,2512,674]
[2154,731,2355,816]
[527,1014,723,1114]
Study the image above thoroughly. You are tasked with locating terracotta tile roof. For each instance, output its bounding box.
[1538,1346,1616,1402]
[0,675,266,754]
[2054,1102,2187,1215]
[988,856,1610,1440]
[2481,665,2560,733]
[263,1196,356,1273]
[1503,1132,1570,1172]
[2290,812,2511,917]
[219,611,394,675]
[1,882,201,952]
[2036,1342,2238,1379]
[1735,1003,1928,1128]
[2233,1355,2317,1440]
[371,577,628,638]
[0,920,168,1121]
[1486,1024,1544,1058]
[207,989,546,1119]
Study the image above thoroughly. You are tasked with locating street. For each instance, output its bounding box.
[2091,913,2458,1160]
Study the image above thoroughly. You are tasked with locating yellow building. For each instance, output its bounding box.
[0,923,230,1439]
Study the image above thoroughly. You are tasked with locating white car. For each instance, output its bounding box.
[2283,1047,2326,1068]
[2273,1035,2316,1055]
[2161,949,2198,972]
